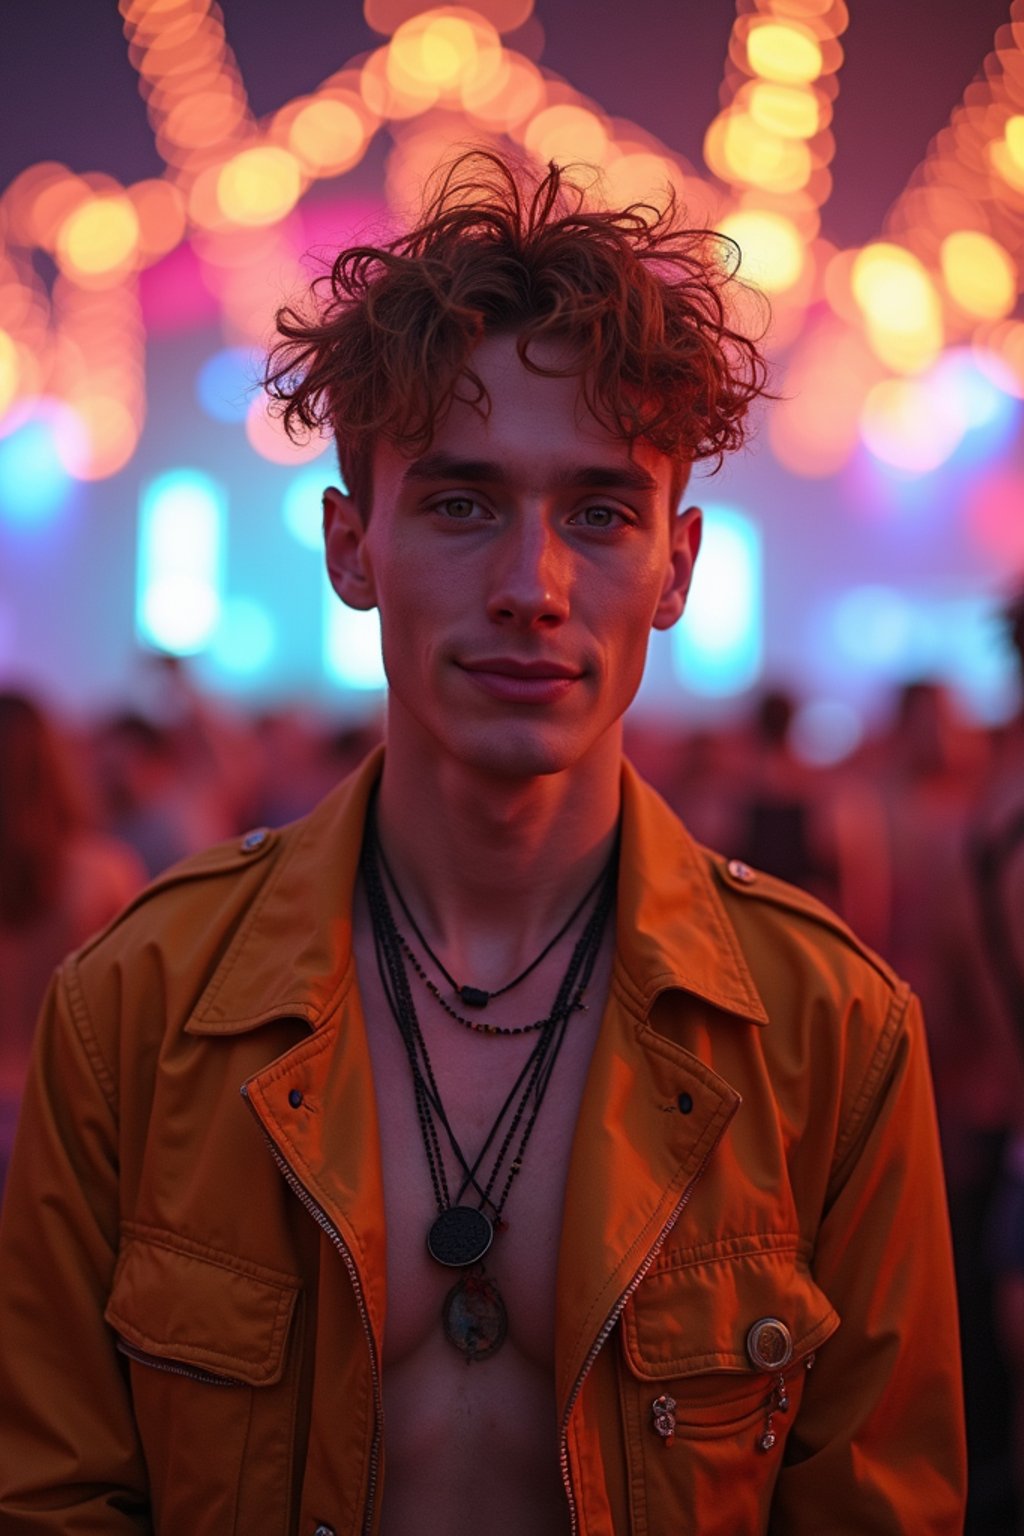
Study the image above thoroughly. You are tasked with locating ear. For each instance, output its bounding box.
[323,485,377,611]
[652,504,702,631]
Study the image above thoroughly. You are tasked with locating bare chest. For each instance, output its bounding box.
[352,903,612,1535]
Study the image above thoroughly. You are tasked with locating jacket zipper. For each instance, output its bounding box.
[115,1336,241,1386]
[557,1132,723,1535]
[241,1084,384,1536]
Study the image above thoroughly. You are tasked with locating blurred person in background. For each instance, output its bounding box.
[0,692,143,1195]
[966,589,1024,1532]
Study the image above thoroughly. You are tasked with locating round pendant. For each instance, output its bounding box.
[427,1205,494,1267]
[442,1266,507,1362]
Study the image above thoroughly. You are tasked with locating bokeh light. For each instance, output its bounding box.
[524,103,609,167]
[672,507,762,696]
[196,346,259,424]
[283,466,335,551]
[324,574,387,690]
[288,97,368,176]
[136,469,226,655]
[0,413,76,525]
[209,597,277,676]
[939,229,1016,320]
[55,194,141,283]
[860,376,965,474]
[246,396,331,465]
[216,146,303,227]
[718,208,805,292]
[851,243,943,373]
[746,23,824,85]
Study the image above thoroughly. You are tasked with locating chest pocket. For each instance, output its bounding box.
[105,1224,302,1536]
[618,1237,838,1536]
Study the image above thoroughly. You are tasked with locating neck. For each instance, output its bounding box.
[373,715,622,984]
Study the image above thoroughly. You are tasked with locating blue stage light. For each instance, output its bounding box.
[0,417,75,525]
[209,596,276,676]
[672,506,762,696]
[323,572,386,691]
[195,347,260,424]
[136,469,226,654]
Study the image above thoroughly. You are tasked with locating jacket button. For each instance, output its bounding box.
[746,1317,793,1371]
[241,828,270,854]
[677,1092,694,1114]
[727,858,756,884]
[313,1526,336,1536]
[288,1088,304,1109]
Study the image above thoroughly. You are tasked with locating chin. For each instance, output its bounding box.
[450,719,606,781]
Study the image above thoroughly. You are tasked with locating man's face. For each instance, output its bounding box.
[325,332,700,780]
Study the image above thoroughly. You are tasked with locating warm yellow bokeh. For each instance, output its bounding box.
[719,208,805,293]
[746,23,824,85]
[289,98,368,175]
[745,81,823,140]
[0,330,19,418]
[705,110,812,193]
[524,103,609,167]
[389,13,479,92]
[940,230,1017,320]
[56,196,141,282]
[462,49,543,129]
[1006,115,1024,170]
[216,146,303,227]
[851,243,944,373]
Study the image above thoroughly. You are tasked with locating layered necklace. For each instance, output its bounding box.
[361,799,618,1363]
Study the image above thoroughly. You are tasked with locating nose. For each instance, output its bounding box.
[486,515,571,629]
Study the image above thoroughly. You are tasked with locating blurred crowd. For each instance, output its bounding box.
[1,624,1023,1532]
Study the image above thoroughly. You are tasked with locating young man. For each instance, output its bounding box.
[0,152,965,1533]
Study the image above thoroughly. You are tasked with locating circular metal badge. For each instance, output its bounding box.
[746,1317,793,1372]
[427,1206,494,1267]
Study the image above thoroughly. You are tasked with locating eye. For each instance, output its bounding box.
[571,504,628,530]
[432,495,483,520]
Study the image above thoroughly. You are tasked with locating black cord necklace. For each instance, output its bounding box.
[361,800,618,1362]
[376,833,608,1009]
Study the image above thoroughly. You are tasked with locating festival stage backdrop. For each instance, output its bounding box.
[1,0,1022,761]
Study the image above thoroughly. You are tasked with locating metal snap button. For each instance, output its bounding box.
[727,858,756,884]
[288,1088,304,1109]
[677,1091,694,1114]
[312,1525,336,1536]
[240,828,269,854]
[746,1317,793,1372]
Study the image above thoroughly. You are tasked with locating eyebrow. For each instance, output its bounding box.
[401,452,660,495]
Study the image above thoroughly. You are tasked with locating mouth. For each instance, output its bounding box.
[456,657,584,704]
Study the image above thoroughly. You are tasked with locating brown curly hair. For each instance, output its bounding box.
[264,149,770,514]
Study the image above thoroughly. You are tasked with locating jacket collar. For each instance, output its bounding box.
[188,748,768,1036]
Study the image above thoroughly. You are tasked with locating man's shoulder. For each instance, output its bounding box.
[74,821,289,971]
[703,845,901,996]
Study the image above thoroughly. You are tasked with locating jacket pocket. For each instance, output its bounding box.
[105,1224,302,1536]
[618,1236,838,1536]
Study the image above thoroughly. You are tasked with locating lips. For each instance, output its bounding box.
[459,657,583,680]
[457,656,584,703]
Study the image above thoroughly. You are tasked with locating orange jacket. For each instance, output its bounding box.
[0,750,966,1534]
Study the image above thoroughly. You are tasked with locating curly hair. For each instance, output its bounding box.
[265,149,771,513]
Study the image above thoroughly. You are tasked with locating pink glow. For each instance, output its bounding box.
[967,470,1024,562]
[139,242,221,335]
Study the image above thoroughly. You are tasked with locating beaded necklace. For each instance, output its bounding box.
[361,800,618,1361]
